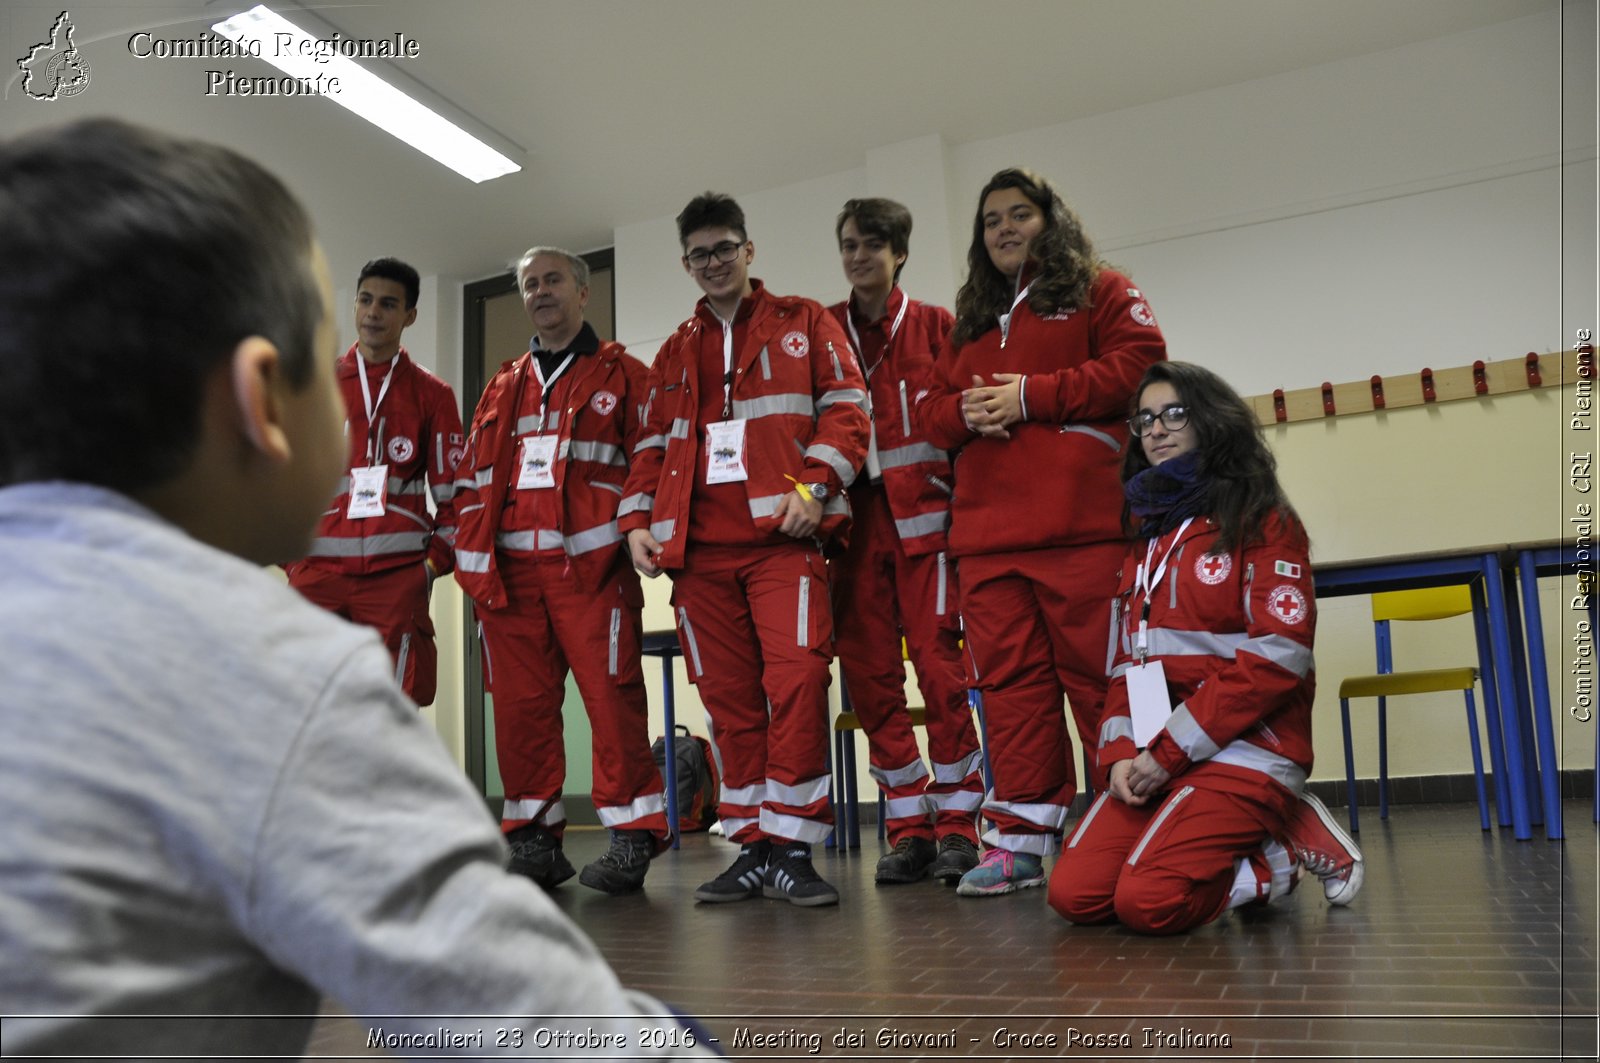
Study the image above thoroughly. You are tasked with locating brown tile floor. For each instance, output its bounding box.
[306,801,1598,1061]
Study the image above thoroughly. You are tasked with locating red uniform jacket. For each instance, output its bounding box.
[297,346,463,576]
[1098,511,1317,804]
[618,282,869,570]
[453,342,647,608]
[916,269,1166,557]
[827,289,956,558]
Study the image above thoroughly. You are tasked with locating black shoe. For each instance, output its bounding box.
[930,834,980,885]
[763,842,840,907]
[694,840,771,903]
[506,824,575,890]
[579,829,655,895]
[874,835,937,885]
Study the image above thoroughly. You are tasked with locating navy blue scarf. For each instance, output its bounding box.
[1124,451,1209,538]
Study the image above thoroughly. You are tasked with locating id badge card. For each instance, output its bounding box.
[346,464,389,519]
[516,435,559,490]
[704,419,749,484]
[1126,659,1173,748]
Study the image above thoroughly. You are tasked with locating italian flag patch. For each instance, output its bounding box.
[1275,560,1302,578]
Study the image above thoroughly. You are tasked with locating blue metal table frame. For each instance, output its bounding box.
[1515,544,1591,829]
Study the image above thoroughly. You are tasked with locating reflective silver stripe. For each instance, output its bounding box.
[596,791,665,827]
[869,758,929,789]
[1108,629,1249,679]
[1170,544,1185,608]
[895,511,949,540]
[766,775,830,806]
[496,529,564,551]
[473,467,494,489]
[430,483,457,505]
[1211,742,1309,792]
[748,494,787,520]
[732,393,812,421]
[389,505,430,531]
[1127,785,1195,866]
[878,442,945,470]
[1061,423,1120,451]
[899,380,911,435]
[978,823,1054,857]
[1105,597,1123,677]
[758,810,833,844]
[927,789,983,812]
[669,418,692,440]
[457,502,485,516]
[565,522,621,556]
[1239,634,1315,678]
[804,442,854,483]
[650,518,676,543]
[676,606,704,677]
[796,573,810,646]
[720,781,765,806]
[306,532,428,557]
[394,632,410,687]
[817,387,867,413]
[1099,714,1134,748]
[592,481,623,497]
[883,794,933,819]
[822,494,848,517]
[434,525,457,546]
[1066,792,1112,849]
[983,796,1069,832]
[1165,703,1221,761]
[608,607,620,676]
[930,749,981,784]
[618,492,654,517]
[332,475,429,497]
[515,410,561,436]
[502,797,565,823]
[1243,562,1255,624]
[452,476,478,495]
[477,619,492,685]
[456,549,492,574]
[935,552,948,616]
[633,434,667,453]
[830,342,844,381]
[564,438,626,467]
[758,345,772,380]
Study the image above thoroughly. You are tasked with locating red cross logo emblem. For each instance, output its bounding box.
[386,435,415,463]
[780,330,810,358]
[1195,553,1232,585]
[1268,584,1307,625]
[590,390,618,416]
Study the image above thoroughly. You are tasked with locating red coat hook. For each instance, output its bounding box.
[1420,367,1437,403]
[1580,343,1595,380]
[1321,382,1336,416]
[1472,360,1488,395]
[1369,375,1386,410]
[1525,352,1542,388]
[1272,389,1287,423]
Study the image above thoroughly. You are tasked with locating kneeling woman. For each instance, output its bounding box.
[1048,361,1362,935]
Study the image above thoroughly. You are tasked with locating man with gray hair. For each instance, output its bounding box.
[453,247,669,894]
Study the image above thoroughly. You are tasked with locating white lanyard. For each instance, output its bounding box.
[531,351,576,432]
[997,282,1032,349]
[845,291,909,379]
[1133,517,1194,660]
[356,356,397,464]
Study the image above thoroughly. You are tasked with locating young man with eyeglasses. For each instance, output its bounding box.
[620,193,869,907]
[285,257,463,707]
[453,247,670,895]
[825,199,984,886]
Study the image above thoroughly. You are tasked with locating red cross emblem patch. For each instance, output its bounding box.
[1268,584,1307,625]
[386,435,415,463]
[1129,302,1157,327]
[780,330,810,358]
[590,390,618,416]
[1195,552,1232,585]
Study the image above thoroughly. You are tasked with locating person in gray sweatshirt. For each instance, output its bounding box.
[0,117,717,1061]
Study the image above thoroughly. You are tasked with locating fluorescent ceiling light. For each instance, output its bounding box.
[210,5,520,183]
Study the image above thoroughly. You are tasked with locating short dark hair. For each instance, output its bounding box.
[676,192,747,248]
[358,257,420,309]
[0,118,321,493]
[836,198,913,284]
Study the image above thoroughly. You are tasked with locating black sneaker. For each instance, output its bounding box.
[874,835,937,885]
[506,824,575,890]
[930,834,980,886]
[578,829,655,895]
[763,842,840,907]
[694,840,771,903]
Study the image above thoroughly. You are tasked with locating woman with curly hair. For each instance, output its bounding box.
[916,168,1166,896]
[1047,361,1363,934]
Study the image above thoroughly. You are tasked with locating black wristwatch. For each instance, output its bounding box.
[805,482,830,502]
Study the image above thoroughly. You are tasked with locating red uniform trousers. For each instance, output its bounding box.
[670,542,834,846]
[959,541,1125,855]
[833,484,981,847]
[289,562,437,706]
[1048,770,1292,935]
[475,554,668,844]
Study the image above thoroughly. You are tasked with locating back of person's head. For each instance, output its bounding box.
[358,257,421,309]
[953,167,1102,348]
[836,198,913,281]
[676,192,747,247]
[1121,360,1294,552]
[0,118,321,494]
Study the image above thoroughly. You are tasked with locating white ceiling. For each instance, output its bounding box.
[1,0,1556,288]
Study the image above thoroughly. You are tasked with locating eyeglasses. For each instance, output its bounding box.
[683,241,746,270]
[1127,404,1190,437]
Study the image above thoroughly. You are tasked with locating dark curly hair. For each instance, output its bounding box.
[951,167,1104,349]
[1121,361,1301,555]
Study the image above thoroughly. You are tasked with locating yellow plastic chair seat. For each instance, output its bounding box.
[1339,667,1478,700]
